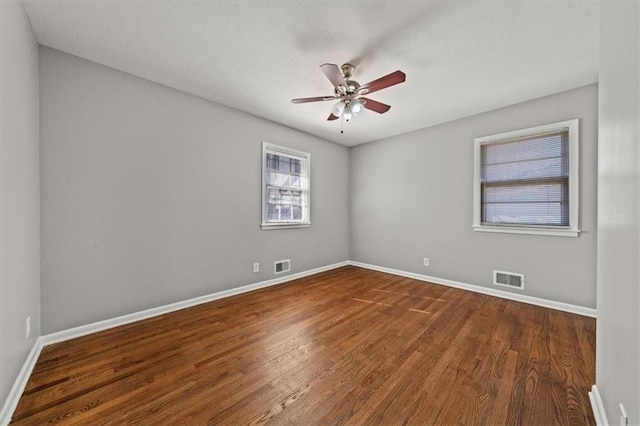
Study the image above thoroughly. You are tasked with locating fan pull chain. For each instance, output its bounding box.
[340,116,344,134]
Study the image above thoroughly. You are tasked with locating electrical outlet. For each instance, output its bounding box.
[423,257,430,267]
[26,316,31,339]
[619,403,628,426]
[253,262,259,273]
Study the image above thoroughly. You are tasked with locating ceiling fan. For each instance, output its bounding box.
[291,63,406,122]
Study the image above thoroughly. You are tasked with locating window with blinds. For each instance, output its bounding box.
[262,142,310,229]
[473,119,580,237]
[481,129,569,226]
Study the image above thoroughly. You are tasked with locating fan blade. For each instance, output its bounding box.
[360,70,406,95]
[320,63,348,89]
[361,97,391,114]
[327,113,339,121]
[291,96,336,104]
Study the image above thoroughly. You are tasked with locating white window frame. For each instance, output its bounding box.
[261,142,311,230]
[472,119,580,237]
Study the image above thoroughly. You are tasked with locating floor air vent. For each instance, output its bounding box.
[493,270,525,290]
[274,259,291,275]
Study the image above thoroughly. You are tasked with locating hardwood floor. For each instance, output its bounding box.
[11,266,596,425]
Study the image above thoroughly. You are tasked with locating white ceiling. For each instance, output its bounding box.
[21,1,599,147]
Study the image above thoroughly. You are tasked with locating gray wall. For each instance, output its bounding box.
[597,2,639,423]
[0,0,41,411]
[39,47,350,333]
[351,84,597,308]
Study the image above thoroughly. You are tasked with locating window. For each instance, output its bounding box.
[262,142,310,229]
[473,119,579,237]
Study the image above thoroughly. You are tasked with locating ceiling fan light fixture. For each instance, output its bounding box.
[331,100,345,117]
[342,105,353,121]
[351,99,363,115]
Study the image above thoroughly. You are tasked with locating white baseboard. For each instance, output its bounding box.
[0,339,44,426]
[589,384,608,426]
[0,260,349,425]
[349,261,597,318]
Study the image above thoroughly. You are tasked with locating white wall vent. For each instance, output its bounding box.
[493,270,525,290]
[274,259,291,275]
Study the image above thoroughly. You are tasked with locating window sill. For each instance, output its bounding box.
[472,225,580,237]
[261,223,311,230]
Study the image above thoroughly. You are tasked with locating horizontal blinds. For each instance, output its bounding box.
[481,129,569,226]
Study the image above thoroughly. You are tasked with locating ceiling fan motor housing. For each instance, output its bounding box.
[335,80,361,99]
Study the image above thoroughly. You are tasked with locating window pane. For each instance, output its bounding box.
[292,206,301,220]
[267,203,279,221]
[278,157,291,173]
[280,205,291,220]
[268,172,276,185]
[292,159,301,175]
[267,154,277,171]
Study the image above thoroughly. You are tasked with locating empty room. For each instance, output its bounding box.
[1,1,638,425]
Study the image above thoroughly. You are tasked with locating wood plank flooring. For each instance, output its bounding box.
[11,266,596,425]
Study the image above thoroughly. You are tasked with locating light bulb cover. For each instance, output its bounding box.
[342,105,353,121]
[351,99,363,115]
[331,100,345,117]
